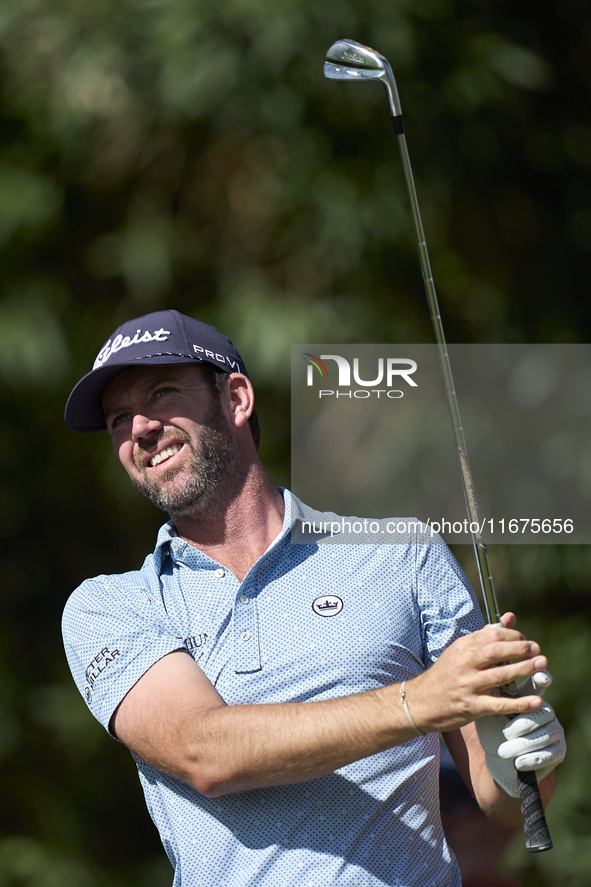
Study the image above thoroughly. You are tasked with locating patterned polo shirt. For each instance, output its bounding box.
[62,489,484,886]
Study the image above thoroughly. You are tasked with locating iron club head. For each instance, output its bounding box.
[324,39,402,118]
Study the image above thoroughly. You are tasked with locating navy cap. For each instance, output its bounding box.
[64,309,248,433]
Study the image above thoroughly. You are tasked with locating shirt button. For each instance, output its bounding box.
[215,568,225,578]
[240,631,251,642]
[239,594,249,604]
[171,543,179,552]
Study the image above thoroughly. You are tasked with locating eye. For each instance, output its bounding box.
[153,386,176,399]
[110,412,131,431]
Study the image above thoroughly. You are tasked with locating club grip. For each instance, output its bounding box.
[517,768,553,852]
[499,678,552,852]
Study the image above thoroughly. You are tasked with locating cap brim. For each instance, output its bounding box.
[64,354,206,433]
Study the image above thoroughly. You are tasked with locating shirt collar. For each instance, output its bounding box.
[153,520,179,573]
[152,488,321,573]
[278,488,327,534]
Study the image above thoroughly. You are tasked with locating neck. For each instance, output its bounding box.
[172,463,285,581]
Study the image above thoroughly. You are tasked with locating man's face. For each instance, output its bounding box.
[102,364,239,518]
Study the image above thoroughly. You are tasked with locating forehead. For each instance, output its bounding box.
[102,364,208,409]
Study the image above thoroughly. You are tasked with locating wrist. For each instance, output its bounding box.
[400,680,426,736]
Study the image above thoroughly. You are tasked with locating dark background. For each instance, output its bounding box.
[1,1,590,884]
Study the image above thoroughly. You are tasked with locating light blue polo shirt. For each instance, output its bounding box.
[62,490,484,887]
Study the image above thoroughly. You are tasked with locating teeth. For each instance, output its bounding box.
[150,444,180,467]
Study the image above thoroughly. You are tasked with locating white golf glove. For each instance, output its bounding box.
[475,670,566,798]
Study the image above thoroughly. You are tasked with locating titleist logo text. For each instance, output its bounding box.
[93,328,171,369]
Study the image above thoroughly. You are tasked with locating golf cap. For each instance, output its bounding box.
[64,309,248,433]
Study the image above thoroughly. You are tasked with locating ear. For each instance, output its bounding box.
[225,373,255,430]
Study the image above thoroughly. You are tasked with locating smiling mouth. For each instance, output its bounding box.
[149,443,183,468]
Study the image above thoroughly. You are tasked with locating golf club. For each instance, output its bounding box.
[325,37,552,853]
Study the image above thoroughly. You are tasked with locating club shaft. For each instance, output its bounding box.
[396,130,500,623]
[395,125,552,852]
[325,40,552,850]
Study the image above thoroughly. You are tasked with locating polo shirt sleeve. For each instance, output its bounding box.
[62,572,184,736]
[415,537,486,664]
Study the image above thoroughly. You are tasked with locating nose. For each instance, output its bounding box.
[131,413,163,441]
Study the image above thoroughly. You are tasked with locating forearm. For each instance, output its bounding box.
[114,621,550,798]
[170,685,417,797]
[462,723,556,825]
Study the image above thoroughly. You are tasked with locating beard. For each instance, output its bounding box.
[129,401,240,519]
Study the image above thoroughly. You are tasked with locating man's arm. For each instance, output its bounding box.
[111,617,548,797]
[111,650,420,795]
[444,723,556,826]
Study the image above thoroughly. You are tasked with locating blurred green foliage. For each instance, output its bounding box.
[1,0,591,884]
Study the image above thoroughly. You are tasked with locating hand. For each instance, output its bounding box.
[408,613,549,734]
[476,670,566,798]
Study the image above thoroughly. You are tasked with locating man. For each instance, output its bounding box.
[62,309,565,887]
